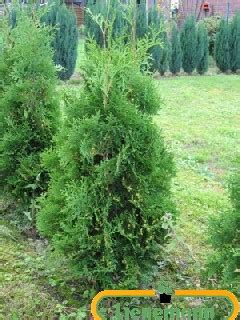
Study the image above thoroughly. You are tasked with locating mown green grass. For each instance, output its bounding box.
[155,75,240,282]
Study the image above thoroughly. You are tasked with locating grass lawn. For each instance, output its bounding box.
[1,74,239,318]
[155,75,240,284]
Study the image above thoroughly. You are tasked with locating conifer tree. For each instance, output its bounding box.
[37,11,175,290]
[215,19,230,72]
[148,6,168,75]
[196,22,209,75]
[229,13,240,73]
[181,16,197,74]
[42,0,78,80]
[0,14,59,227]
[136,0,147,39]
[169,22,182,75]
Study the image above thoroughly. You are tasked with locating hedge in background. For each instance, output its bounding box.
[229,13,240,73]
[0,14,59,228]
[215,19,230,73]
[181,16,197,74]
[196,22,209,75]
[37,23,175,290]
[169,21,182,75]
[42,0,78,80]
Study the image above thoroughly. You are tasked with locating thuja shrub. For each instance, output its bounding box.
[37,37,175,289]
[215,19,230,73]
[207,158,240,296]
[196,22,209,75]
[41,0,78,80]
[136,0,147,39]
[181,15,197,74]
[169,21,182,75]
[0,14,59,227]
[229,13,240,73]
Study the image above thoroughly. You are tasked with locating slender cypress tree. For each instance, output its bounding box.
[42,0,78,80]
[215,19,230,72]
[196,22,209,75]
[229,13,240,73]
[169,22,182,75]
[180,16,197,74]
[136,0,147,39]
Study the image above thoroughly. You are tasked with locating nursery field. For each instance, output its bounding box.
[1,75,239,318]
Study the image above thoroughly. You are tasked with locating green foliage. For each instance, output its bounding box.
[42,0,78,80]
[229,13,240,72]
[37,24,175,289]
[215,19,230,73]
[136,0,147,39]
[203,16,221,56]
[207,158,240,296]
[169,21,181,75]
[85,0,106,47]
[181,16,197,74]
[196,22,209,75]
[85,0,128,48]
[0,14,59,227]
[158,31,169,76]
[148,7,169,75]
[85,0,151,47]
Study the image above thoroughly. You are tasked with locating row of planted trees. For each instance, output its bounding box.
[86,1,209,75]
[215,14,240,73]
[1,3,175,291]
[86,1,240,76]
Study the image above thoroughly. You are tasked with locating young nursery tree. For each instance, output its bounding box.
[42,0,78,80]
[208,158,240,296]
[196,22,209,75]
[37,10,175,290]
[215,19,230,72]
[169,22,182,75]
[0,14,58,228]
[181,15,197,74]
[229,13,240,73]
